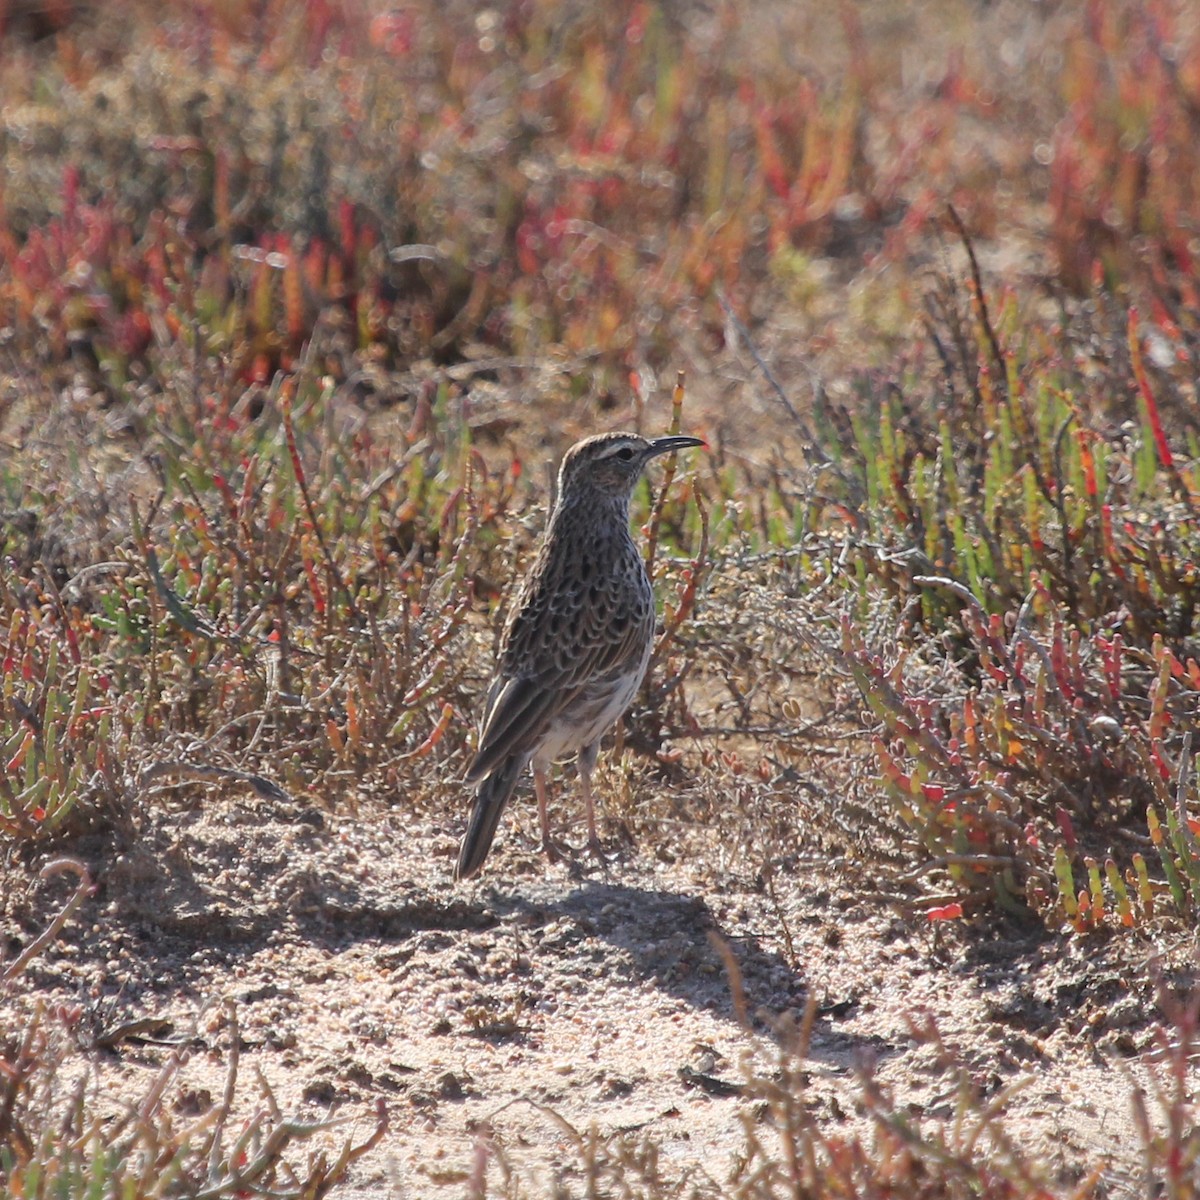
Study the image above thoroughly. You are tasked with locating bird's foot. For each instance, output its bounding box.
[579,834,616,880]
[586,834,616,864]
[541,835,571,866]
[558,836,615,881]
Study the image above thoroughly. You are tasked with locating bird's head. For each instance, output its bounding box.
[556,431,704,501]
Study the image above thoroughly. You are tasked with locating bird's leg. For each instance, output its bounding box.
[534,766,568,864]
[578,743,612,865]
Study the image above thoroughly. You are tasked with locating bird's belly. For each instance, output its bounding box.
[534,662,647,765]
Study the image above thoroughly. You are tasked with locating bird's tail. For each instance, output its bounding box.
[455,756,524,881]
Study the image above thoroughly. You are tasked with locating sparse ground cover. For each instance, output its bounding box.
[3,0,1200,1195]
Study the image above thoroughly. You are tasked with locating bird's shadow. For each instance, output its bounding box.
[468,877,889,1069]
[497,878,800,1016]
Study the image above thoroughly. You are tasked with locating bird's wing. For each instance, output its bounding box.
[466,602,650,783]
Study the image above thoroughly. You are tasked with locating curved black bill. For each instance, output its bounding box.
[645,435,705,460]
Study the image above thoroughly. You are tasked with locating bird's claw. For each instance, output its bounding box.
[586,834,615,863]
[541,836,571,866]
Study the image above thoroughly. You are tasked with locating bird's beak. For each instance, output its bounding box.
[645,435,705,460]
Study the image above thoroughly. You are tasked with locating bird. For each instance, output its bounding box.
[454,431,705,881]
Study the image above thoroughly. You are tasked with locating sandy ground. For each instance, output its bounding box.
[3,778,1184,1197]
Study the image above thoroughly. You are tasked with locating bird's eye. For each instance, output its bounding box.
[615,447,636,462]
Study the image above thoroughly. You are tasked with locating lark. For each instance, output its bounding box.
[455,431,704,881]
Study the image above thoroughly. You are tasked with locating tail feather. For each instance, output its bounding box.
[455,756,524,881]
